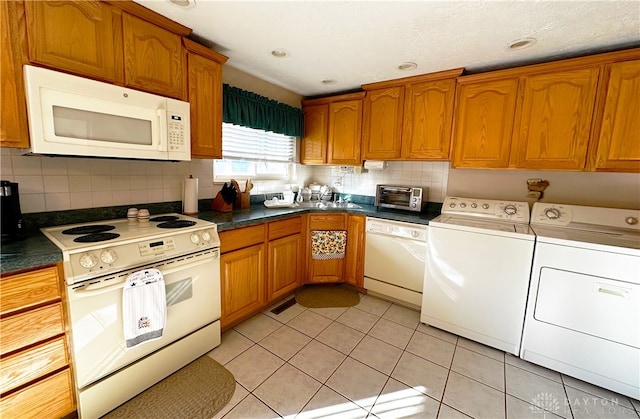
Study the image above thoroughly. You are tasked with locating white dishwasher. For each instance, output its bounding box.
[364,217,427,308]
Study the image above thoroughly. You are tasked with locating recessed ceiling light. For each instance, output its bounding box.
[321,79,337,85]
[507,38,537,51]
[168,0,195,8]
[271,49,290,58]
[398,62,417,71]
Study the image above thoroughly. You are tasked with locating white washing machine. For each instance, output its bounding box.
[421,196,535,355]
[521,203,640,400]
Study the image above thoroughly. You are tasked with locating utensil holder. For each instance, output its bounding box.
[236,192,251,209]
[211,192,233,212]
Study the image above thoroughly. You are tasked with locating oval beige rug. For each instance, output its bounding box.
[103,355,235,419]
[295,284,360,308]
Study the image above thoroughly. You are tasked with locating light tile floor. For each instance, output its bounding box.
[207,294,640,419]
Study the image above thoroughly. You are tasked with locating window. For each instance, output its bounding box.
[214,123,296,181]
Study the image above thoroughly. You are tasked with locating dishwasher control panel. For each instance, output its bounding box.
[366,217,427,241]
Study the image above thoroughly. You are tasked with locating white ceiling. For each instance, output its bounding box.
[135,0,640,97]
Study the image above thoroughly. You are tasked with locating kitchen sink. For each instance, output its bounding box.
[298,202,363,210]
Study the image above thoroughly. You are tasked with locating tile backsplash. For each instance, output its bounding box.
[2,148,449,214]
[1,148,215,213]
[298,161,449,203]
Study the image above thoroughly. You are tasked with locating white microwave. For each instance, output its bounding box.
[23,65,190,161]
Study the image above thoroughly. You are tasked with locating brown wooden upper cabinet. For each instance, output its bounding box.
[301,104,329,164]
[592,59,640,172]
[452,78,519,169]
[24,1,122,83]
[123,13,186,100]
[184,38,228,159]
[362,69,462,161]
[301,92,365,165]
[510,67,600,170]
[452,48,640,171]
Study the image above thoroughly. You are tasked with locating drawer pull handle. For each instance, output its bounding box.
[595,283,630,298]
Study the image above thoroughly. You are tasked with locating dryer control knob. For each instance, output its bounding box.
[504,204,517,215]
[545,208,561,219]
[626,216,638,225]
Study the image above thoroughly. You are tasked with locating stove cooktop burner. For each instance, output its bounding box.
[73,232,121,243]
[157,220,197,229]
[63,225,116,235]
[149,215,180,222]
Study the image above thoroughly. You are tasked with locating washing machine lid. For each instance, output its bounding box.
[432,215,534,238]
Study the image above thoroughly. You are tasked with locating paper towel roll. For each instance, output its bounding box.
[182,176,199,214]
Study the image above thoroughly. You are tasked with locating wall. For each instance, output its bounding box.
[222,65,302,108]
[447,168,640,209]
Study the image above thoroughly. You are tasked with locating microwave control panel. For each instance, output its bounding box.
[168,113,186,151]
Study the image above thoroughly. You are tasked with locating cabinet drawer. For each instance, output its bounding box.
[0,303,65,356]
[0,336,68,394]
[0,266,61,315]
[220,224,265,253]
[0,368,74,418]
[309,214,347,230]
[268,216,302,241]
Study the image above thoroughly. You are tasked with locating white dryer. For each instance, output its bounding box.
[421,196,536,355]
[521,203,640,400]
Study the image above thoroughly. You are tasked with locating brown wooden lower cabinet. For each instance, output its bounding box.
[0,264,75,418]
[220,243,266,329]
[307,213,347,283]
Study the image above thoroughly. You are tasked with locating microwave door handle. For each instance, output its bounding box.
[157,109,167,151]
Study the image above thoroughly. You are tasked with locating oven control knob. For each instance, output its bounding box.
[504,205,517,215]
[625,216,638,225]
[202,231,212,242]
[460,203,467,208]
[190,233,200,244]
[482,204,490,209]
[449,203,456,208]
[79,253,98,269]
[470,203,477,208]
[100,249,118,264]
[544,208,561,219]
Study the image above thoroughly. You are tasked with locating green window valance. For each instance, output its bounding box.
[223,84,303,138]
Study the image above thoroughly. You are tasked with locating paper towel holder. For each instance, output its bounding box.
[182,175,199,215]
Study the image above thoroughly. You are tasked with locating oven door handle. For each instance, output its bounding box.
[72,253,218,297]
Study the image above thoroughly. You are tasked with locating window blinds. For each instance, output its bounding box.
[222,123,295,163]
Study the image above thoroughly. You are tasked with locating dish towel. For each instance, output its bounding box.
[311,230,347,260]
[123,268,166,349]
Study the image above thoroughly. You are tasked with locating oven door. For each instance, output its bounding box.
[66,249,220,389]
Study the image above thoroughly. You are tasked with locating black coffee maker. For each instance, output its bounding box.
[1,180,25,243]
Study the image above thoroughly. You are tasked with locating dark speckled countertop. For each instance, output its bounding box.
[0,202,440,276]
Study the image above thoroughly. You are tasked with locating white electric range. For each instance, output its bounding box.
[41,213,222,418]
[521,202,640,400]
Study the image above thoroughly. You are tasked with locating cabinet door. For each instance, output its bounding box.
[345,215,365,287]
[268,234,302,301]
[452,78,519,168]
[220,244,265,328]
[301,104,328,164]
[362,87,404,160]
[188,52,223,158]
[123,13,186,100]
[0,1,29,148]
[307,214,347,284]
[594,60,640,172]
[402,78,456,160]
[24,1,121,83]
[511,68,599,170]
[327,99,363,165]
